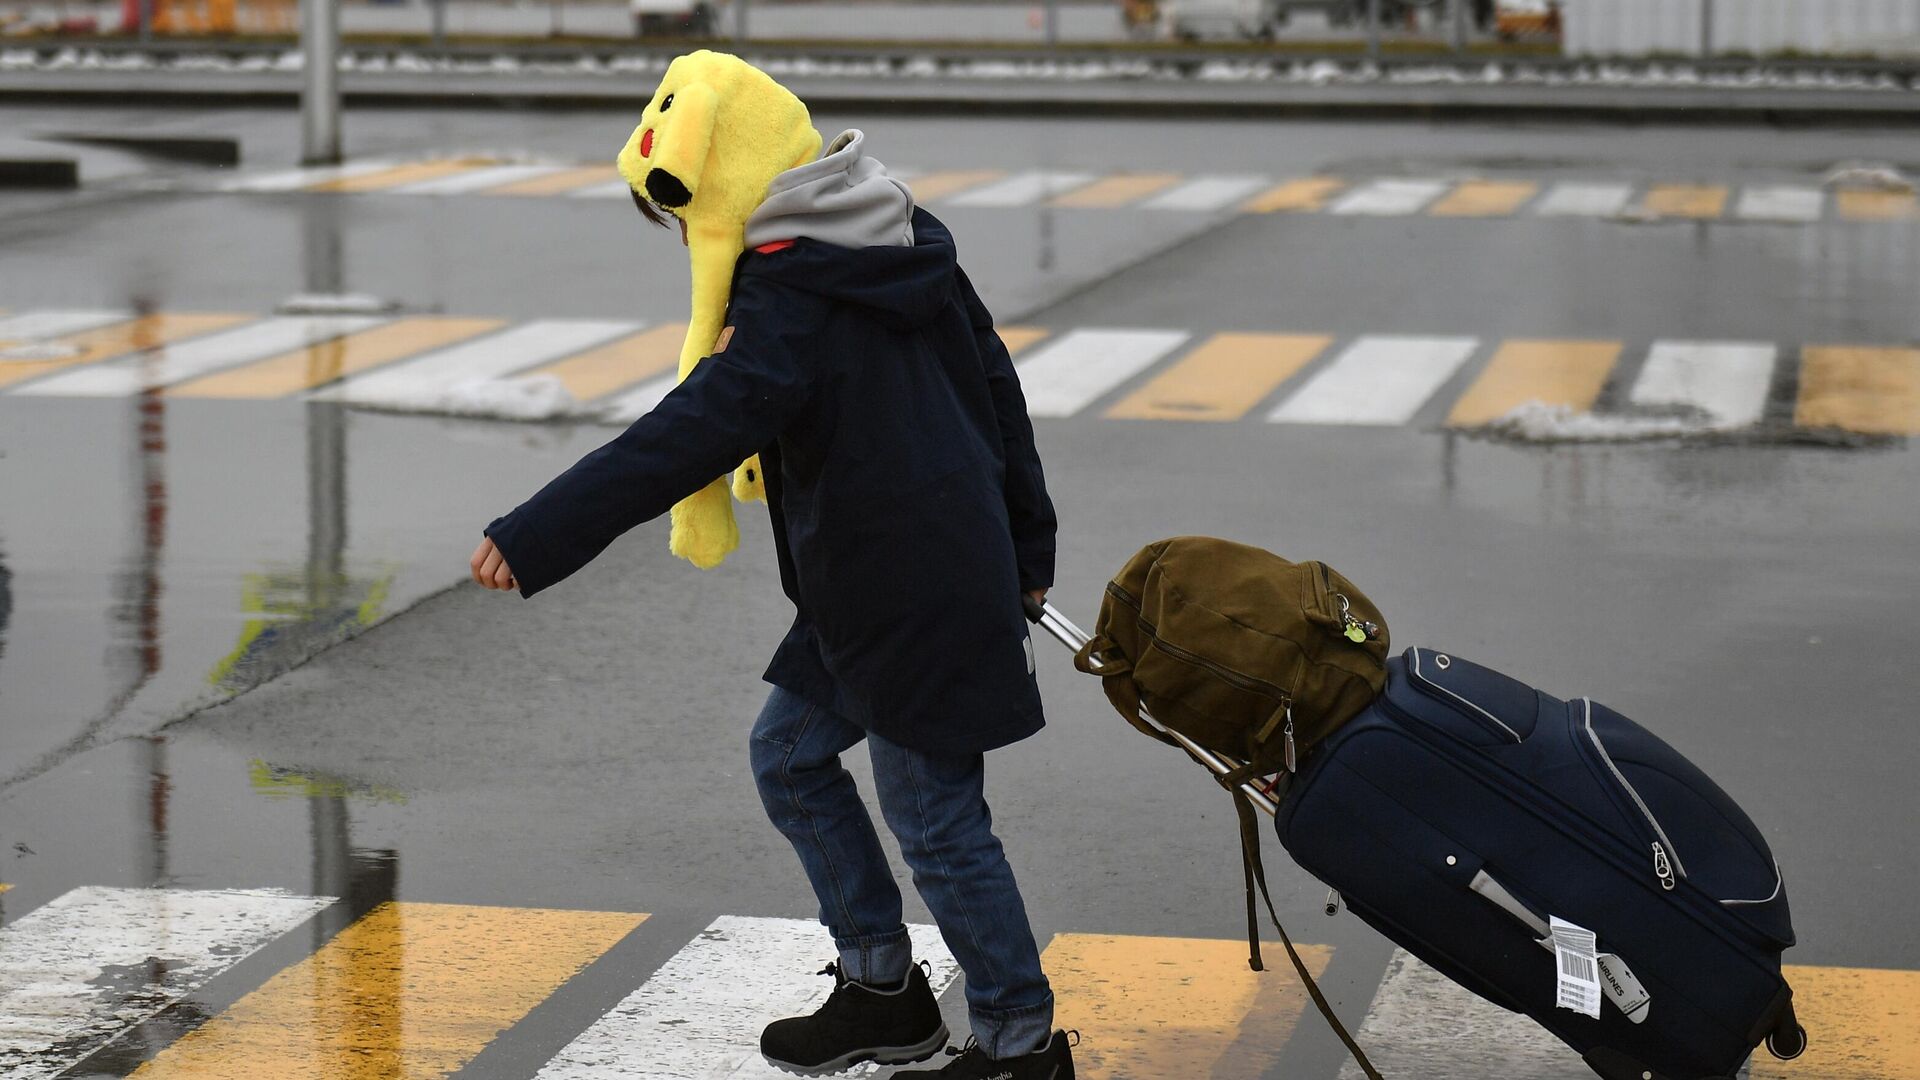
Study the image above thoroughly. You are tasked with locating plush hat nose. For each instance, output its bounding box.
[645,168,693,209]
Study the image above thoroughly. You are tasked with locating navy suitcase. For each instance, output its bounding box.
[1275,646,1805,1080]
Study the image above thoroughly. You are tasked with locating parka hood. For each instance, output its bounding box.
[743,207,959,333]
[744,128,914,251]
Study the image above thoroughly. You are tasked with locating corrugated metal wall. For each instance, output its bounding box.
[1563,0,1920,57]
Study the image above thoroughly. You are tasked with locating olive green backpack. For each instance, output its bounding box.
[1072,536,1390,1079]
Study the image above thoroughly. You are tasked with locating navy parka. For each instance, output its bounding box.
[485,210,1057,755]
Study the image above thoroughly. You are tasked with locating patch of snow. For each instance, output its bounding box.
[1476,402,1720,443]
[349,374,584,421]
[0,341,84,361]
[1823,161,1913,191]
[277,292,397,316]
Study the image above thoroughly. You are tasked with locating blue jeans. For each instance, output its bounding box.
[749,685,1054,1059]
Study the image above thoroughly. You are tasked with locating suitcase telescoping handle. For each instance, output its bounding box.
[1023,596,1281,817]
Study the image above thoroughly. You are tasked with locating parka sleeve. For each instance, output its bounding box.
[954,266,1058,593]
[483,277,819,597]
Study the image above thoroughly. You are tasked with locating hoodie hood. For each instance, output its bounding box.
[744,129,915,252]
[744,209,958,332]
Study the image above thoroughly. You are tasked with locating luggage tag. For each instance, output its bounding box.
[1470,871,1652,1023]
[1550,917,1603,1020]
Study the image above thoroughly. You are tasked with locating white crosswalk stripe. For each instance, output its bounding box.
[1269,335,1480,425]
[533,916,960,1080]
[1014,328,1191,418]
[391,164,571,196]
[1329,179,1450,216]
[11,316,384,396]
[215,160,400,193]
[1337,949,1595,1080]
[1630,341,1778,429]
[944,171,1098,208]
[0,310,131,342]
[569,179,636,199]
[0,887,332,1080]
[313,319,640,404]
[1535,182,1636,218]
[1140,175,1272,212]
[1736,186,1826,223]
[600,372,679,422]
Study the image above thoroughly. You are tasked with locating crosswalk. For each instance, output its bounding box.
[1,885,1916,1079]
[195,159,1920,224]
[5,309,1916,437]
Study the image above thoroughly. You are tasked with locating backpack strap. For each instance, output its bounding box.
[1225,768,1385,1080]
[1073,637,1177,749]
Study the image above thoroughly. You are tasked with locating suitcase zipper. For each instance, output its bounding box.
[1578,699,1689,891]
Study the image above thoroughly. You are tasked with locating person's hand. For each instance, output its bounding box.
[1027,588,1048,608]
[470,536,518,592]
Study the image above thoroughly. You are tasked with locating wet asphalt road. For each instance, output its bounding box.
[1,101,1918,1078]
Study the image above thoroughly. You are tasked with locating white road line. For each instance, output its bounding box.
[0,310,132,341]
[1142,175,1271,212]
[0,886,333,1080]
[534,916,961,1080]
[1269,335,1480,426]
[1630,341,1777,429]
[1337,949,1594,1080]
[314,319,640,404]
[11,316,381,397]
[570,180,636,199]
[1735,185,1826,223]
[600,372,679,422]
[1328,179,1450,216]
[1534,182,1635,218]
[943,171,1098,208]
[390,164,570,196]
[1014,328,1191,418]
[216,160,399,193]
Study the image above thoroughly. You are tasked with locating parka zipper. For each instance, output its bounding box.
[1578,699,1688,891]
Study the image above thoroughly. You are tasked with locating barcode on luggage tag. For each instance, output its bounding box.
[1559,951,1596,983]
[1550,915,1603,1019]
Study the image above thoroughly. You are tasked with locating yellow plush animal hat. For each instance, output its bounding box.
[617,50,823,569]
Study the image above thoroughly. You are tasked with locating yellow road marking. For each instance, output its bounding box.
[484,165,620,197]
[1835,189,1920,221]
[1241,177,1346,214]
[1796,345,1920,435]
[1749,965,1920,1079]
[1446,339,1622,427]
[1049,173,1183,209]
[0,883,10,893]
[1429,180,1541,217]
[309,160,497,194]
[1044,933,1334,1080]
[906,170,1006,203]
[526,321,686,401]
[1107,332,1330,421]
[1640,184,1730,219]
[166,318,505,398]
[0,313,247,390]
[996,326,1049,356]
[132,902,645,1079]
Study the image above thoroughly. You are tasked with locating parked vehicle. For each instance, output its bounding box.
[630,0,722,38]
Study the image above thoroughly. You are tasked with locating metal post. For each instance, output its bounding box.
[431,0,446,49]
[1450,0,1467,52]
[301,0,341,165]
[137,0,151,43]
[1699,0,1715,57]
[733,0,749,42]
[1044,0,1059,46]
[1366,0,1382,60]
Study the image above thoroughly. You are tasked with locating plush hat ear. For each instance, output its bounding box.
[641,80,718,209]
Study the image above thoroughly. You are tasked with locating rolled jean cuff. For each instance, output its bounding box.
[835,928,913,986]
[972,993,1055,1059]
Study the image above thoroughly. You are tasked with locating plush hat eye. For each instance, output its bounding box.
[659,93,674,112]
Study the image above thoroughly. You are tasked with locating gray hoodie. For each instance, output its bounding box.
[743,129,916,252]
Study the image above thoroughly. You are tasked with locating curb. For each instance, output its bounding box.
[5,72,1920,125]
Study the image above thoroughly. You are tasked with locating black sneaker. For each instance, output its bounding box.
[760,960,948,1075]
[893,1029,1078,1079]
